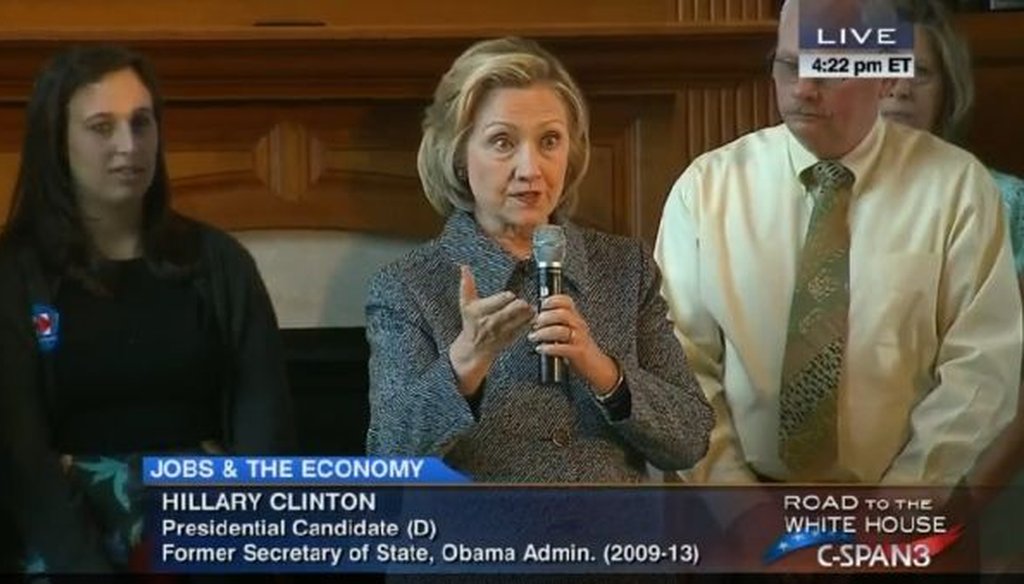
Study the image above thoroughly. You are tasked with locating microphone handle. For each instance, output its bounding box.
[538,265,566,384]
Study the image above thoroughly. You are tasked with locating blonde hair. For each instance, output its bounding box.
[416,37,590,218]
[895,0,975,144]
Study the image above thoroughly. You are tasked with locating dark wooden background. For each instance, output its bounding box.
[0,1,1019,246]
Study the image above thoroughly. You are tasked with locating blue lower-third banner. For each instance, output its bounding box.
[142,460,997,575]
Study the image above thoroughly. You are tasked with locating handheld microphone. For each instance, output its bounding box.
[533,225,567,385]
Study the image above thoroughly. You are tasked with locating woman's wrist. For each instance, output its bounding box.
[590,353,623,398]
[449,334,492,397]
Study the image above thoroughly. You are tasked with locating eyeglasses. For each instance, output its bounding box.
[907,64,937,86]
[769,57,848,88]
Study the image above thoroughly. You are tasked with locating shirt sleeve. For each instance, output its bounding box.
[221,237,296,454]
[654,167,760,485]
[364,266,476,456]
[882,165,1023,485]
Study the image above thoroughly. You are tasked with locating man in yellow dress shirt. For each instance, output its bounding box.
[655,0,1021,486]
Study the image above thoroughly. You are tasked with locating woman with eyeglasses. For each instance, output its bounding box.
[880,0,1024,276]
[879,0,1024,573]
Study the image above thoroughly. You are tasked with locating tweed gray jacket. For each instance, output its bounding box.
[366,211,712,482]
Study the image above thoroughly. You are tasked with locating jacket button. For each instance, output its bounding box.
[551,428,572,447]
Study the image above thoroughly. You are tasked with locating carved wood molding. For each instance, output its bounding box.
[0,14,1020,237]
[0,24,778,102]
[0,11,1015,103]
[0,0,777,30]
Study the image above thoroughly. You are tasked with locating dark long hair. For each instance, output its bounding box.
[1,44,200,292]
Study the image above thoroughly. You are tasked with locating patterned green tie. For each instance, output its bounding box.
[778,160,855,477]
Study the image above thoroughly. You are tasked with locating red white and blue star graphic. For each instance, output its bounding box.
[763,525,965,565]
[764,530,855,563]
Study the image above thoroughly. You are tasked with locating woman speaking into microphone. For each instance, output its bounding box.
[365,37,712,482]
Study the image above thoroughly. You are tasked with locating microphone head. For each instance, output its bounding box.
[533,225,566,266]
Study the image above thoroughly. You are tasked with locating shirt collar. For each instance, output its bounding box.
[786,115,886,197]
[438,211,590,297]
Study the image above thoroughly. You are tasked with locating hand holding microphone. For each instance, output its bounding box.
[530,226,620,395]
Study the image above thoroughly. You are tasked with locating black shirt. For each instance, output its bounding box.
[52,259,221,454]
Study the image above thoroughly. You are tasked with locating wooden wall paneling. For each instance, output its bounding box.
[958,13,1024,177]
[749,0,776,20]
[168,96,694,244]
[703,87,725,152]
[0,13,1018,240]
[168,96,692,243]
[297,102,441,239]
[0,107,23,223]
[0,39,454,102]
[163,104,283,231]
[574,96,680,245]
[677,0,777,22]
[575,100,639,237]
[0,0,683,30]
[0,0,784,30]
[969,67,1024,176]
[0,153,16,223]
[257,121,312,202]
[166,101,442,239]
[551,27,778,96]
[167,95,691,243]
[0,26,780,235]
[634,98,681,245]
[669,79,780,180]
[0,28,779,101]
[682,0,712,22]
[756,78,780,129]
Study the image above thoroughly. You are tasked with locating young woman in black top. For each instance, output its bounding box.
[0,45,294,573]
